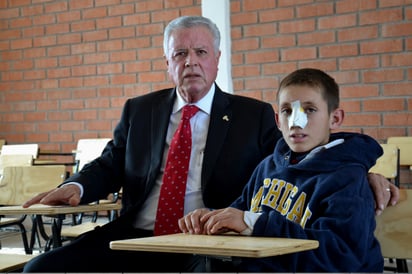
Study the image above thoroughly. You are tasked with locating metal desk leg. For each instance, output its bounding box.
[30,215,50,252]
[32,214,64,252]
[51,215,64,249]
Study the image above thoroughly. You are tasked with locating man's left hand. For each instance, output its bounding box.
[368,172,399,216]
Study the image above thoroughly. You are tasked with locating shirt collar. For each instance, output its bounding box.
[174,84,215,115]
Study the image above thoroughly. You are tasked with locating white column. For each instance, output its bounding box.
[202,0,233,93]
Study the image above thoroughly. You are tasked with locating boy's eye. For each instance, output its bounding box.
[305,107,316,114]
[281,108,292,115]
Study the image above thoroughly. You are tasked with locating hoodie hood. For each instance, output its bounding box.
[273,132,383,173]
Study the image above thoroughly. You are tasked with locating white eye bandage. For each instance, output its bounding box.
[288,100,308,129]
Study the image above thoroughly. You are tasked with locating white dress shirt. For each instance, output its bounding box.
[133,86,214,230]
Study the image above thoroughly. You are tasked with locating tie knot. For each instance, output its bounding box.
[182,105,199,120]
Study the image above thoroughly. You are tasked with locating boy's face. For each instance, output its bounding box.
[275,85,343,153]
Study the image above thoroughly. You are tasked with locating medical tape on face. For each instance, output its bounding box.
[288,100,308,129]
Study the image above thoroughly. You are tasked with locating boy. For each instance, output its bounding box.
[179,68,384,272]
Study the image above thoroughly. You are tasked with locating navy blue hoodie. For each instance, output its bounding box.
[230,132,384,272]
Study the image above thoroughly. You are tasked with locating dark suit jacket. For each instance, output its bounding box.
[65,84,281,216]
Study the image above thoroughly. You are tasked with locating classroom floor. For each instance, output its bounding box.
[0,214,107,255]
[0,216,411,272]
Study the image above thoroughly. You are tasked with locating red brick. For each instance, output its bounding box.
[360,40,403,54]
[83,7,107,19]
[108,4,135,16]
[298,30,335,46]
[363,69,404,83]
[384,113,412,126]
[344,113,381,126]
[83,30,108,42]
[73,110,97,121]
[109,27,136,39]
[111,50,137,62]
[336,0,377,13]
[296,2,334,18]
[232,38,260,51]
[281,47,316,61]
[338,26,378,42]
[359,8,403,25]
[243,24,277,38]
[319,44,358,58]
[339,56,379,70]
[260,8,294,22]
[57,11,81,23]
[363,98,404,112]
[279,19,315,34]
[319,14,357,29]
[96,17,121,29]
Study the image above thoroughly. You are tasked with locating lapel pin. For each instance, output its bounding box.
[222,115,229,121]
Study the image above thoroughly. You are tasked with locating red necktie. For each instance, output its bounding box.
[154,105,199,235]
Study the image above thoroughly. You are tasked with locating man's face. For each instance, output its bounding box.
[165,26,220,102]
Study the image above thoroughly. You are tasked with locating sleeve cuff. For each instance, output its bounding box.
[61,182,84,198]
[241,211,262,235]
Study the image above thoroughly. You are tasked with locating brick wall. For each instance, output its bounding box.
[0,0,411,154]
[230,0,412,141]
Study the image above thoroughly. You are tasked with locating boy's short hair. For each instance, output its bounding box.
[277,68,340,113]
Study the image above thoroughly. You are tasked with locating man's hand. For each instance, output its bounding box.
[368,173,399,216]
[22,184,81,208]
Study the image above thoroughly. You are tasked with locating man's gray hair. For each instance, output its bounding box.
[163,16,221,57]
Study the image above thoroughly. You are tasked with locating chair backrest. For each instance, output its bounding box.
[387,136,412,169]
[0,154,33,176]
[0,144,39,159]
[0,154,33,167]
[375,188,412,260]
[369,143,400,186]
[74,138,111,172]
[0,139,5,151]
[0,165,66,205]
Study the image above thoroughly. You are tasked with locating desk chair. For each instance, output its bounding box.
[387,137,412,170]
[369,144,400,187]
[0,144,39,159]
[0,154,35,254]
[0,253,37,272]
[73,138,111,172]
[0,165,66,254]
[60,138,120,240]
[375,189,412,273]
[369,144,407,271]
[0,154,33,174]
[384,137,412,271]
[0,139,5,152]
[74,138,117,220]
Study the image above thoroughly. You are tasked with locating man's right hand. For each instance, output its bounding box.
[22,184,81,208]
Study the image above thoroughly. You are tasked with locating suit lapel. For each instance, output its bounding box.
[149,86,232,189]
[150,89,175,169]
[201,87,232,186]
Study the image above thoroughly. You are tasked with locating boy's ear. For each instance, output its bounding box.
[330,108,344,130]
[275,112,281,129]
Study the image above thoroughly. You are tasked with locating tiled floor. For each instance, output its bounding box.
[0,214,106,255]
[1,216,411,272]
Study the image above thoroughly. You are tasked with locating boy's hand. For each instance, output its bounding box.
[178,208,211,234]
